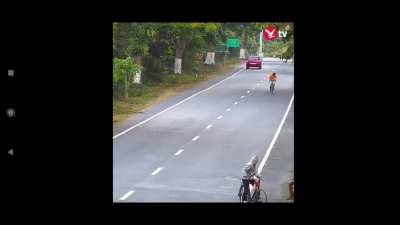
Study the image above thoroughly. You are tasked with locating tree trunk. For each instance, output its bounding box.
[133,55,142,66]
[174,39,186,74]
[174,58,182,74]
[206,42,216,64]
[124,71,128,99]
[240,31,248,59]
[242,31,248,49]
[240,48,246,59]
[205,52,215,65]
[133,55,142,84]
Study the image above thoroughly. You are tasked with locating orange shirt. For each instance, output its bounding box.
[269,74,277,81]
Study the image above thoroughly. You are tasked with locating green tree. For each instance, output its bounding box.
[218,23,260,58]
[113,22,158,66]
[143,23,176,80]
[113,57,141,99]
[167,23,205,74]
[203,23,222,51]
[170,23,222,73]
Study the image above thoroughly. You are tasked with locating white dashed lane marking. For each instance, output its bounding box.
[217,115,223,120]
[226,108,231,112]
[206,124,213,129]
[192,136,200,141]
[151,167,163,175]
[119,190,135,201]
[174,149,184,156]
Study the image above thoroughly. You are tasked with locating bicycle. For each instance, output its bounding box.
[238,174,268,203]
[269,81,276,95]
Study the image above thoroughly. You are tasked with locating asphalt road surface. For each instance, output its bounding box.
[113,59,294,202]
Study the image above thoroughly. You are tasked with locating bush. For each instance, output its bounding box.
[183,49,202,74]
[128,83,149,97]
[113,57,140,84]
[142,55,164,82]
[113,57,141,99]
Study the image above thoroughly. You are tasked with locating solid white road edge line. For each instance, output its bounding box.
[258,94,294,174]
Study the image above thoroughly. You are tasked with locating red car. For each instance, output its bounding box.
[246,56,262,70]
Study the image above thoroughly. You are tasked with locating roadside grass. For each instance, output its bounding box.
[113,59,241,123]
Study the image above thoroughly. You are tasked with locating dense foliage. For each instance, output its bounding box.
[113,22,294,100]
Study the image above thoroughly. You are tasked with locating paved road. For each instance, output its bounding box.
[260,105,294,202]
[113,60,294,202]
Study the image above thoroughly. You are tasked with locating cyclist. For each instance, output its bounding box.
[268,71,277,94]
[268,71,277,83]
[240,155,259,202]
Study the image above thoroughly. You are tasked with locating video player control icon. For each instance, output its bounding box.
[8,69,14,77]
[6,108,15,118]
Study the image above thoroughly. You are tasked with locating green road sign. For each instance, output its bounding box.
[227,38,240,48]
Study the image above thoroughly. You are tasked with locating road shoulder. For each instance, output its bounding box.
[260,106,294,202]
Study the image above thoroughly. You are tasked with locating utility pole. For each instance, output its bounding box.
[258,31,263,58]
